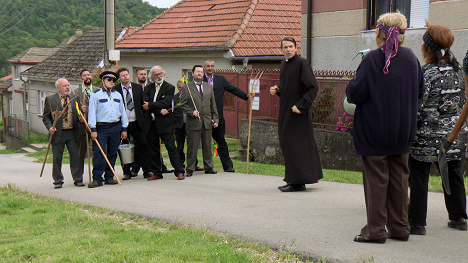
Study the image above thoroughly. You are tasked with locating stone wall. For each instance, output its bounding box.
[239,119,362,171]
[239,119,468,176]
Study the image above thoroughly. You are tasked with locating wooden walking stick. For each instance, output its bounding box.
[75,102,122,185]
[246,71,263,174]
[185,84,202,121]
[40,96,77,177]
[80,82,92,183]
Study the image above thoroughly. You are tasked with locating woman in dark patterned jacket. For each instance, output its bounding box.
[408,24,468,235]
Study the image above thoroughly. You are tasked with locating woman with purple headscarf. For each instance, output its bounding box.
[346,12,425,243]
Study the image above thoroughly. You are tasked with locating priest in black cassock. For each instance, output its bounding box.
[270,37,323,192]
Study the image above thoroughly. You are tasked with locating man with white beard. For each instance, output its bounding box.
[143,66,185,180]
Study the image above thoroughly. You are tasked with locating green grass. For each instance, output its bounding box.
[0,148,24,154]
[0,184,311,263]
[27,131,49,144]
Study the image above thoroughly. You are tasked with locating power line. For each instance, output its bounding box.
[0,0,18,25]
[0,0,47,37]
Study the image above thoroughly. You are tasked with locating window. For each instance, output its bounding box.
[182,69,193,82]
[14,66,19,80]
[369,0,428,29]
[38,91,46,116]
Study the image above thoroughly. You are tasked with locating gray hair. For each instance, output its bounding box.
[55,78,66,88]
[148,65,166,83]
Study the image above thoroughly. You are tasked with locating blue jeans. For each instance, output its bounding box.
[92,124,121,182]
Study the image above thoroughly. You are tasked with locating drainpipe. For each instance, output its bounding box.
[19,76,27,121]
[307,0,312,64]
[367,0,371,30]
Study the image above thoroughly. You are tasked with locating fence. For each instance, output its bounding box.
[4,114,29,142]
[216,69,355,137]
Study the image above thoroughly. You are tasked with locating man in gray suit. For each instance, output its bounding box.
[43,78,84,189]
[180,65,219,177]
[70,69,99,179]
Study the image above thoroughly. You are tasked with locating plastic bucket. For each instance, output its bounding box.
[118,143,134,164]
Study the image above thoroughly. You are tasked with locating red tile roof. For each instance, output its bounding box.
[116,0,301,57]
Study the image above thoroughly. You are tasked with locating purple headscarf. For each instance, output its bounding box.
[376,24,406,75]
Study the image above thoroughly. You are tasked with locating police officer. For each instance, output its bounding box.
[87,71,129,188]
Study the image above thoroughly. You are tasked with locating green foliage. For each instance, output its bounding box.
[27,131,48,144]
[0,0,166,77]
[311,83,336,125]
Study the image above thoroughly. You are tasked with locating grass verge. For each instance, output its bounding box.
[0,184,311,263]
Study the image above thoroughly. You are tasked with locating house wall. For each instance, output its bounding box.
[118,51,235,84]
[27,79,57,135]
[301,0,468,71]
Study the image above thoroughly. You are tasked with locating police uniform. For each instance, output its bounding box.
[88,72,129,185]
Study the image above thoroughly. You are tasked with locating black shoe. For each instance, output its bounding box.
[74,181,85,187]
[185,171,193,177]
[104,179,119,185]
[354,235,386,244]
[410,226,426,235]
[278,184,289,190]
[279,184,306,192]
[130,171,138,177]
[88,181,103,188]
[205,169,217,174]
[387,234,409,241]
[224,168,235,173]
[54,183,63,189]
[448,218,467,230]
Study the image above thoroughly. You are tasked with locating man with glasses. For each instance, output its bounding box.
[143,66,185,180]
[87,71,128,188]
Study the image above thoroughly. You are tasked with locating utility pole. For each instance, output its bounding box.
[104,0,115,70]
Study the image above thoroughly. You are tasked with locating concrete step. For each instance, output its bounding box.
[21,147,37,153]
[0,143,6,150]
[29,143,48,151]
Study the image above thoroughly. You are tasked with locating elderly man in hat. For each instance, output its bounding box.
[87,71,129,188]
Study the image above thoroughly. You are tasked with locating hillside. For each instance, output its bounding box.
[0,0,166,76]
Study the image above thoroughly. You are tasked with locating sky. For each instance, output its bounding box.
[146,0,180,8]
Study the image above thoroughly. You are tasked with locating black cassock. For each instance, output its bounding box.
[277,54,323,184]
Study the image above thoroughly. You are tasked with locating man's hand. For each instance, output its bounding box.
[49,127,57,135]
[270,85,279,95]
[81,105,87,113]
[91,132,98,140]
[161,109,169,115]
[248,92,255,98]
[193,110,199,117]
[79,116,85,123]
[143,101,149,110]
[292,105,301,114]
[121,131,127,140]
[212,122,218,128]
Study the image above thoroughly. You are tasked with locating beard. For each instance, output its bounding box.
[84,78,92,86]
[155,76,165,84]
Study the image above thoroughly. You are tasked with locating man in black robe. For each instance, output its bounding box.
[270,37,323,192]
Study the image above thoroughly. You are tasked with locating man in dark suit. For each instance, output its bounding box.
[43,78,84,189]
[70,69,99,180]
[203,59,251,172]
[180,65,219,177]
[114,67,155,180]
[143,65,185,180]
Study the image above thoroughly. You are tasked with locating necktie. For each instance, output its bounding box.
[85,88,90,102]
[198,83,203,97]
[62,96,69,123]
[124,87,134,111]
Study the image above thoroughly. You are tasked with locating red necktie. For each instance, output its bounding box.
[62,96,69,123]
[198,83,203,97]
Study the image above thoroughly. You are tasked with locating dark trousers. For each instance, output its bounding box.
[175,124,187,165]
[212,122,233,171]
[92,124,121,182]
[121,121,151,175]
[408,157,468,226]
[52,129,81,185]
[360,154,410,239]
[147,121,184,176]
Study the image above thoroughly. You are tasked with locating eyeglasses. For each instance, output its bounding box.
[104,78,115,82]
[154,72,164,77]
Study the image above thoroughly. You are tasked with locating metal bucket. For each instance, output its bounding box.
[118,143,134,164]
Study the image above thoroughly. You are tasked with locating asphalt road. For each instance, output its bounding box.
[1,153,466,263]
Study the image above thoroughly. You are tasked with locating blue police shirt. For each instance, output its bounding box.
[88,88,129,132]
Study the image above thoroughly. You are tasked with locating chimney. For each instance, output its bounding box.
[75,26,82,36]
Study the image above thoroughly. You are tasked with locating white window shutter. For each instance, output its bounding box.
[410,0,429,28]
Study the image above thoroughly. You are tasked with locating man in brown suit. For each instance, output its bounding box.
[70,69,99,179]
[180,65,219,177]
